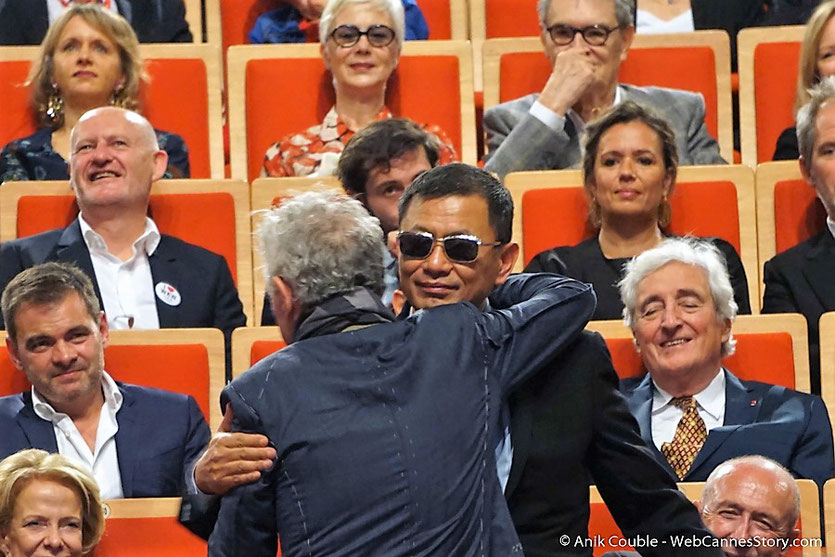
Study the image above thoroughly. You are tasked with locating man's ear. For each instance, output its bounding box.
[799,156,814,187]
[619,24,635,61]
[5,336,22,372]
[693,500,703,514]
[97,311,109,349]
[151,149,168,182]
[494,242,520,285]
[271,276,295,318]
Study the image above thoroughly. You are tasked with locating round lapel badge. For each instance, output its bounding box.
[155,282,182,306]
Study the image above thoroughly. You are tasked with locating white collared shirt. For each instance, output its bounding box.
[32,371,125,499]
[46,0,119,24]
[79,214,161,330]
[529,86,624,134]
[650,369,725,451]
[827,216,835,240]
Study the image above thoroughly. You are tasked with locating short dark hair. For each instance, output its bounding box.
[338,118,440,196]
[398,163,514,243]
[1,263,101,343]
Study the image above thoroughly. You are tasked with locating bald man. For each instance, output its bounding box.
[0,107,245,371]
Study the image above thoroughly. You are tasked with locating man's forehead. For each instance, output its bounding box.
[549,0,616,21]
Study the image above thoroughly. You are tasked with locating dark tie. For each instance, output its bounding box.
[660,396,707,480]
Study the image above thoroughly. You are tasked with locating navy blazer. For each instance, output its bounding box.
[0,0,192,45]
[763,230,835,394]
[621,370,835,488]
[0,382,210,497]
[209,275,595,557]
[0,220,246,374]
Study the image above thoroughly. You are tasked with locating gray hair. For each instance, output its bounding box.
[618,237,737,356]
[319,0,405,48]
[257,190,385,308]
[537,0,634,27]
[797,75,835,174]
[702,455,800,531]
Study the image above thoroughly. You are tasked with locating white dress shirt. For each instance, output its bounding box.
[79,215,161,330]
[827,216,835,240]
[529,86,624,134]
[650,369,725,451]
[32,371,125,499]
[47,0,119,24]
[636,9,695,34]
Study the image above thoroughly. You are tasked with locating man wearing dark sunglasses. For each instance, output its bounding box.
[483,0,725,180]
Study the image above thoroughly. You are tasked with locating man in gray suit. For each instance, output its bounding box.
[483,0,726,179]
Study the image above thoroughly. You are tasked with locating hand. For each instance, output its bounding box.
[193,406,277,495]
[538,45,599,116]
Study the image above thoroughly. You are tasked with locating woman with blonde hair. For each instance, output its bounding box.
[0,3,188,183]
[0,449,104,557]
[773,0,835,160]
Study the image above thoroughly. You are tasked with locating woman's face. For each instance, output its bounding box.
[589,120,673,224]
[50,15,125,108]
[817,15,835,80]
[1,479,84,557]
[321,3,400,94]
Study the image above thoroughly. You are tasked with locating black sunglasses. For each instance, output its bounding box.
[397,231,502,263]
[545,23,620,46]
[329,24,396,48]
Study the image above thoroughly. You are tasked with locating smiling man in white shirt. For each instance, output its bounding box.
[0,261,209,497]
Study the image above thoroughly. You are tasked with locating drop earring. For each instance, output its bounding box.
[46,83,63,123]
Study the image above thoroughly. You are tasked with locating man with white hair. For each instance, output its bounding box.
[619,237,834,487]
[207,182,597,556]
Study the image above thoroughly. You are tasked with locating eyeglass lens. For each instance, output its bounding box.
[398,233,481,263]
[331,25,396,47]
[548,24,615,46]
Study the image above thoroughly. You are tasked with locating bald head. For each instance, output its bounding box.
[700,456,799,556]
[71,107,159,152]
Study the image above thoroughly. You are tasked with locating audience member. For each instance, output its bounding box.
[525,101,750,320]
[0,107,245,372]
[620,238,834,488]
[483,0,724,179]
[249,0,428,43]
[0,0,192,45]
[774,0,835,161]
[207,181,597,556]
[699,456,801,557]
[634,0,765,70]
[0,263,210,498]
[193,164,723,557]
[260,0,456,178]
[0,4,189,184]
[0,449,104,557]
[764,75,835,394]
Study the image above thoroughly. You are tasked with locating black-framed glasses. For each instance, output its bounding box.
[397,231,503,263]
[329,25,396,48]
[545,23,620,46]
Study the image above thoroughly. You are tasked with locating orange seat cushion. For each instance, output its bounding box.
[520,181,741,265]
[250,340,288,365]
[753,42,801,164]
[97,516,207,555]
[15,192,238,284]
[243,55,463,182]
[0,344,212,422]
[485,0,539,38]
[604,332,797,389]
[773,179,826,253]
[0,60,36,149]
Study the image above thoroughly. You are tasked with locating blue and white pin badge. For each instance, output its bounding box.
[155,282,182,306]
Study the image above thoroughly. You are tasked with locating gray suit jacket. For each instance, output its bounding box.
[483,84,726,179]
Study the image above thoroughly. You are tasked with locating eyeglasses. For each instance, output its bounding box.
[397,231,503,263]
[545,23,620,46]
[329,25,396,48]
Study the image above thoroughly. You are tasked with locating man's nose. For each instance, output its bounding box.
[423,242,453,275]
[52,340,78,367]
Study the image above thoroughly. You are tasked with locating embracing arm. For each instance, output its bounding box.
[182,396,212,493]
[483,273,595,392]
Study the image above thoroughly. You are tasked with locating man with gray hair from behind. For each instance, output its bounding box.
[207,187,596,556]
[619,237,834,488]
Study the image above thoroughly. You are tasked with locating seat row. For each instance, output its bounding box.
[0,159,819,320]
[0,26,808,182]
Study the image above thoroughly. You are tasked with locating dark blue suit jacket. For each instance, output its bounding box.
[209,275,595,557]
[0,382,210,497]
[0,220,246,374]
[621,370,835,488]
[0,0,193,45]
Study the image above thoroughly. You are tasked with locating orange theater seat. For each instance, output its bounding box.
[231,327,286,378]
[737,26,804,166]
[0,329,225,430]
[588,313,811,392]
[0,45,223,179]
[96,499,207,556]
[227,42,476,182]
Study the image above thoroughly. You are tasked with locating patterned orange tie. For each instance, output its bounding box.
[660,396,707,480]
